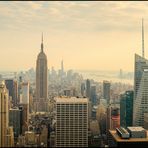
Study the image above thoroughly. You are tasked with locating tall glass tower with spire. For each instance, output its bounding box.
[133,54,148,126]
[133,19,148,126]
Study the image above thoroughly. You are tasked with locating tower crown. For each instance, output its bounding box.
[37,33,47,60]
[41,33,44,52]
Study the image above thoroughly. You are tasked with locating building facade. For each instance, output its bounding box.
[34,35,48,112]
[5,79,18,105]
[20,82,29,104]
[144,113,148,130]
[120,90,133,127]
[90,85,97,106]
[9,108,22,139]
[133,54,148,126]
[56,97,88,147]
[0,81,9,147]
[103,80,110,104]
[86,79,91,99]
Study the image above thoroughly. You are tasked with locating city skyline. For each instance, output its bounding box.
[0,1,148,71]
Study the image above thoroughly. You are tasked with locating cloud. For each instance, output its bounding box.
[0,1,148,32]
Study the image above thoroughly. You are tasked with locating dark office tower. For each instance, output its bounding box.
[120,91,133,128]
[90,85,97,105]
[86,79,91,99]
[103,80,110,104]
[5,79,18,105]
[34,34,48,112]
[18,104,28,134]
[9,108,22,140]
[81,82,85,97]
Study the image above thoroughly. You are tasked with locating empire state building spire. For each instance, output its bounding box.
[41,32,44,52]
[142,18,145,58]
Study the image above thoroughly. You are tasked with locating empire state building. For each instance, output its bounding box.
[34,34,48,112]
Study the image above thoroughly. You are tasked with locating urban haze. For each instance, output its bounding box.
[0,1,148,147]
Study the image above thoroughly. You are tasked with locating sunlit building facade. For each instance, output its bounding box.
[56,97,88,147]
[0,81,9,147]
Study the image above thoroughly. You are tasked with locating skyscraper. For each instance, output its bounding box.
[0,81,9,147]
[36,34,48,100]
[133,19,148,126]
[9,108,22,140]
[5,126,14,147]
[111,107,120,130]
[56,97,88,147]
[20,82,29,104]
[103,80,110,105]
[134,54,148,101]
[81,82,85,97]
[86,79,91,99]
[90,85,97,106]
[120,90,133,127]
[133,58,148,126]
[5,79,18,105]
[34,34,48,112]
[18,105,27,135]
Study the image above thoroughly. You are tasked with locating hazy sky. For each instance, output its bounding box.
[0,1,148,72]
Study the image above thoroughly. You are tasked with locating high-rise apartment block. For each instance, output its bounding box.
[56,97,88,147]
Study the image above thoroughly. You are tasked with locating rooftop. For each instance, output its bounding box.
[127,127,146,132]
[56,97,88,103]
[109,130,148,142]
